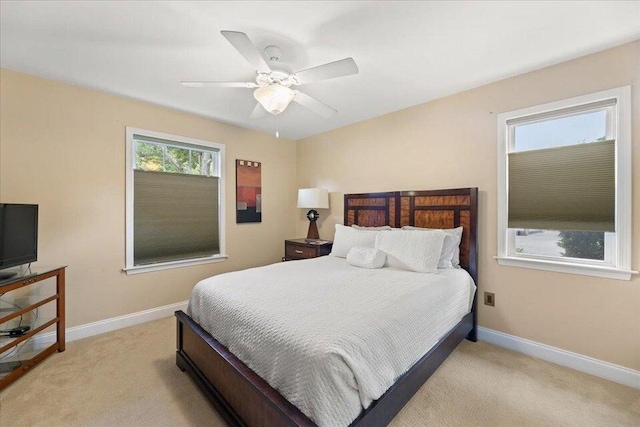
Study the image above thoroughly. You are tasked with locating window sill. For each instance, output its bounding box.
[494,256,638,281]
[123,255,228,275]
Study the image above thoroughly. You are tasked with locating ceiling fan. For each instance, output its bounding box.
[182,31,358,119]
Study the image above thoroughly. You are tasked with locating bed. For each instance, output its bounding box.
[175,187,478,427]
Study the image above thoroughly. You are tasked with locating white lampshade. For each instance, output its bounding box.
[254,84,296,115]
[297,188,329,209]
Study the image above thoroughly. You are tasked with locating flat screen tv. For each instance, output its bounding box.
[0,204,38,280]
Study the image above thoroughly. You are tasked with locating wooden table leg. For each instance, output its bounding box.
[57,268,66,352]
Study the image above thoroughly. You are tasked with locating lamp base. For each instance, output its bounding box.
[306,209,320,240]
[306,220,319,240]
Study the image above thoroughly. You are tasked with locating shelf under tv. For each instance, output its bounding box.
[0,266,66,390]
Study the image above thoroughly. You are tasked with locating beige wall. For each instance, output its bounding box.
[296,41,640,371]
[0,68,297,328]
[2,41,638,371]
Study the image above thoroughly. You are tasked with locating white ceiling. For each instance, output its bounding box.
[1,1,639,140]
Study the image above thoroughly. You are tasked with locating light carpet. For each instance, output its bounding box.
[0,317,638,427]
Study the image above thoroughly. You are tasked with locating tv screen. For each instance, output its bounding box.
[0,204,38,270]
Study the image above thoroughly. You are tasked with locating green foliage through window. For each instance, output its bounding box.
[557,231,604,260]
[135,140,216,176]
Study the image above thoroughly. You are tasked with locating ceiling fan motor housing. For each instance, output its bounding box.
[255,45,293,86]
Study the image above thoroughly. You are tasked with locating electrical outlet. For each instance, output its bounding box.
[484,292,495,307]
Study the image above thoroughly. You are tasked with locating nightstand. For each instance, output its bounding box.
[284,239,333,261]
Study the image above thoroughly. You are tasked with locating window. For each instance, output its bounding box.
[497,87,636,280]
[124,127,226,274]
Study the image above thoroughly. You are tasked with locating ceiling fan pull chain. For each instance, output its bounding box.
[275,117,280,139]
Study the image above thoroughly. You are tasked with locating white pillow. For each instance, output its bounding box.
[352,224,393,231]
[330,224,380,258]
[402,226,463,268]
[346,247,386,269]
[375,229,446,273]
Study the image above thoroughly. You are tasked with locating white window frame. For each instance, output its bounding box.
[496,86,636,280]
[124,127,227,275]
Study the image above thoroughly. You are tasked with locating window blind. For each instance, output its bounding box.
[134,170,220,265]
[508,139,615,232]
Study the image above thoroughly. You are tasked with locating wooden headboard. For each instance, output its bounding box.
[344,188,478,282]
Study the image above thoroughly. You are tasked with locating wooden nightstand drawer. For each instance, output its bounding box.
[286,244,316,259]
[284,239,332,261]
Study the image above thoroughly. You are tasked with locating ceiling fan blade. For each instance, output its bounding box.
[293,91,337,118]
[221,30,271,74]
[250,102,266,119]
[181,81,258,88]
[293,58,358,85]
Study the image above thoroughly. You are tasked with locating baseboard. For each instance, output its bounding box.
[32,300,188,347]
[477,326,640,389]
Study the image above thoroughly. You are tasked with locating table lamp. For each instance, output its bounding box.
[297,188,329,240]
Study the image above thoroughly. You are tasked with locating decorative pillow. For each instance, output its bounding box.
[351,225,393,231]
[375,229,446,273]
[402,226,463,268]
[330,224,380,258]
[346,247,386,269]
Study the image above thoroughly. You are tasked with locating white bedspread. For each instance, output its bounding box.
[188,256,475,427]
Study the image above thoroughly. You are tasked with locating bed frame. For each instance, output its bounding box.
[175,187,478,427]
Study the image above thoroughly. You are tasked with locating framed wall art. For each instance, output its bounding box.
[236,159,262,223]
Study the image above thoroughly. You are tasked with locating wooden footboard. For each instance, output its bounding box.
[176,310,314,427]
[176,309,474,427]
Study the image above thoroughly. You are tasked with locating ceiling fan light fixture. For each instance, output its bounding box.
[254,84,295,115]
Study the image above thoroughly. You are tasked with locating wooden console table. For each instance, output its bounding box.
[0,266,66,390]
